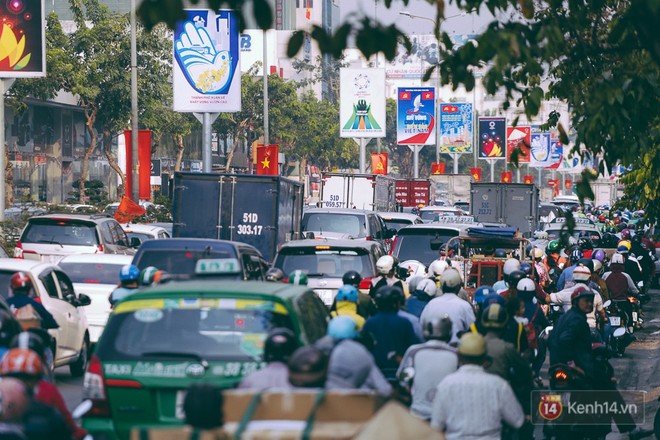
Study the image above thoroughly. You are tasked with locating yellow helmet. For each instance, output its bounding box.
[617,240,631,251]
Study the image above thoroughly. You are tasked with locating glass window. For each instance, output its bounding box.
[136,249,236,278]
[38,271,60,299]
[393,230,459,266]
[54,271,75,299]
[294,292,328,344]
[22,220,98,246]
[302,213,366,238]
[112,223,129,246]
[274,247,375,278]
[125,232,153,242]
[59,262,124,285]
[101,223,114,244]
[383,219,412,232]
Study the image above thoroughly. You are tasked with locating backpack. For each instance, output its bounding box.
[12,304,42,330]
[524,308,540,350]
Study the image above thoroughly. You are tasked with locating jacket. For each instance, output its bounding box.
[405,290,433,318]
[330,301,365,330]
[362,311,421,378]
[325,339,392,396]
[547,306,595,377]
[603,264,638,300]
[35,380,87,440]
[238,361,292,390]
[368,276,405,298]
[7,296,59,330]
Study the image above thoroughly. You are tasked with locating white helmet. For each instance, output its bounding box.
[407,275,425,293]
[416,278,438,297]
[573,264,592,282]
[376,255,395,275]
[531,248,545,260]
[503,258,521,276]
[516,278,536,293]
[428,259,449,278]
[400,260,427,279]
[611,253,624,265]
[592,260,603,274]
[440,268,462,290]
[421,315,452,340]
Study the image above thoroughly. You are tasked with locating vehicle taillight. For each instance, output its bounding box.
[389,236,399,255]
[83,355,110,418]
[14,241,23,259]
[359,277,372,290]
[365,236,372,241]
[96,244,104,253]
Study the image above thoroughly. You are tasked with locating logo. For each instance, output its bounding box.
[538,394,563,421]
[186,363,206,377]
[354,73,370,90]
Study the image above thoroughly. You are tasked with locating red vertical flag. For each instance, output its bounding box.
[256,145,279,175]
[470,167,482,182]
[523,175,534,184]
[501,171,513,183]
[371,153,388,175]
[124,130,152,199]
[431,162,446,175]
[114,196,146,224]
[565,179,573,189]
[549,179,560,197]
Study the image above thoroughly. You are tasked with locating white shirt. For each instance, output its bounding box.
[431,364,525,439]
[549,284,603,328]
[420,294,475,344]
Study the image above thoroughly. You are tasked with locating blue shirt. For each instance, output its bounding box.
[363,311,421,378]
[556,264,577,290]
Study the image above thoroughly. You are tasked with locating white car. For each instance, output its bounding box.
[121,223,171,246]
[378,212,424,233]
[419,206,467,222]
[58,254,133,344]
[0,259,91,377]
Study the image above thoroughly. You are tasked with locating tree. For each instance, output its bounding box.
[137,0,659,221]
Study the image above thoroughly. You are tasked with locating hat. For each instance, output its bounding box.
[458,332,487,357]
[573,264,592,282]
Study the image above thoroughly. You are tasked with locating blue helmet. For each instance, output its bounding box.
[482,293,506,307]
[335,285,358,303]
[119,265,140,283]
[520,262,532,276]
[473,285,497,305]
[327,316,359,340]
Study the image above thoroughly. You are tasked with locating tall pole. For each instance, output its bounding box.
[0,81,5,220]
[490,160,495,182]
[413,145,420,178]
[359,138,366,173]
[130,0,139,202]
[202,113,211,172]
[263,30,269,146]
[453,153,459,174]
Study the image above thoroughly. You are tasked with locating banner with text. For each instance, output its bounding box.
[506,126,531,163]
[439,103,473,153]
[397,87,436,145]
[340,68,386,138]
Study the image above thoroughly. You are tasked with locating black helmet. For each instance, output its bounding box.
[631,234,642,244]
[265,268,284,282]
[481,304,509,329]
[374,286,403,311]
[288,345,328,388]
[9,331,47,360]
[576,257,594,273]
[507,271,526,290]
[342,270,362,287]
[569,248,583,263]
[263,328,298,363]
[494,249,507,258]
[0,310,21,347]
[578,237,593,250]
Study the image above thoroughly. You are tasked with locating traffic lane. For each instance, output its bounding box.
[56,366,83,412]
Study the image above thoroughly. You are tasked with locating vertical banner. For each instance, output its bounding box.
[478,117,506,159]
[439,103,473,153]
[565,179,573,190]
[470,167,482,182]
[124,130,152,200]
[340,68,386,138]
[431,162,446,175]
[506,126,531,163]
[256,145,279,175]
[0,0,46,77]
[501,171,512,183]
[529,128,562,168]
[396,87,436,145]
[371,153,388,175]
[548,179,560,197]
[523,175,534,184]
[173,10,241,112]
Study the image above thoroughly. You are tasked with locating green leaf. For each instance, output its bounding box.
[253,0,274,30]
[287,31,305,58]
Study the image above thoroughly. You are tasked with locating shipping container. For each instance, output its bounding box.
[470,183,539,235]
[395,179,431,207]
[172,172,304,262]
[320,172,397,211]
[429,174,472,206]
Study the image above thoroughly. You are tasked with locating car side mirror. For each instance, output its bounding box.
[386,228,396,239]
[130,237,142,248]
[77,293,92,307]
[65,294,78,305]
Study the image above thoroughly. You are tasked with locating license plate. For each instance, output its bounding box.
[175,390,186,419]
[632,312,638,322]
[314,289,334,305]
[609,316,621,326]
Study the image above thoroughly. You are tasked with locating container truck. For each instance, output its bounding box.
[470,182,539,235]
[320,172,397,212]
[394,179,431,208]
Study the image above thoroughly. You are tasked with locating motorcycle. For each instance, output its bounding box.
[628,295,643,330]
[602,300,632,356]
[546,302,564,326]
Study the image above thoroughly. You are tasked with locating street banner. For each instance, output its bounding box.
[340,68,386,138]
[173,9,241,112]
[439,103,473,153]
[431,162,446,175]
[124,130,152,200]
[397,87,436,145]
[478,117,506,159]
[529,132,561,168]
[523,175,534,184]
[548,179,560,197]
[0,0,46,77]
[470,167,482,182]
[501,171,512,183]
[506,126,531,163]
[371,153,388,175]
[565,179,573,189]
[256,145,279,175]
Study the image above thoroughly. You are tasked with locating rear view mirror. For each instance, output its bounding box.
[78,293,92,307]
[130,237,142,248]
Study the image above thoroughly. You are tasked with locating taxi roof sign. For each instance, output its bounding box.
[195,258,241,275]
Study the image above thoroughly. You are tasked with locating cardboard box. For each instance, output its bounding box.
[130,427,230,440]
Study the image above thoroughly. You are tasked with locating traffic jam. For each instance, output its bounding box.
[0,171,657,440]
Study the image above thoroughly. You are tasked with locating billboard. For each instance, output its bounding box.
[439,103,473,153]
[506,126,531,163]
[173,10,241,112]
[0,0,46,77]
[340,68,386,138]
[529,131,563,168]
[397,87,436,145]
[478,117,506,159]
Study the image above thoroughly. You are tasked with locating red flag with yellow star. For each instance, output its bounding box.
[431,162,446,175]
[470,167,482,182]
[523,175,534,184]
[371,153,388,175]
[565,179,573,189]
[256,145,279,175]
[501,171,512,183]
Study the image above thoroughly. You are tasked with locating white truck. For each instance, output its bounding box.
[320,172,397,212]
[429,174,472,207]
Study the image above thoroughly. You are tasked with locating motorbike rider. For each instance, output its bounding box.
[630,233,654,289]
[239,327,298,390]
[264,267,285,282]
[556,248,584,290]
[397,315,457,421]
[578,232,594,259]
[420,268,475,344]
[591,259,610,302]
[405,278,438,318]
[330,285,365,329]
[617,242,644,287]
[0,309,22,359]
[109,264,141,306]
[368,256,405,298]
[602,253,639,331]
[531,247,550,288]
[340,270,376,319]
[543,240,568,271]
[138,266,158,287]
[517,278,550,382]
[493,258,521,293]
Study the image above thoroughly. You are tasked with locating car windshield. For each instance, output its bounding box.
[101,301,293,361]
[59,262,125,285]
[0,270,17,299]
[302,213,366,237]
[382,219,412,232]
[21,220,98,246]
[420,210,460,221]
[275,248,374,278]
[126,232,153,242]
[545,228,601,241]
[135,249,235,277]
[393,230,459,266]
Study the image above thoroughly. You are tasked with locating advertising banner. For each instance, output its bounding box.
[506,126,531,163]
[340,68,386,138]
[501,171,512,183]
[173,10,241,112]
[529,131,561,168]
[478,117,506,159]
[397,87,436,145]
[523,175,534,184]
[439,103,473,153]
[0,0,46,77]
[470,167,482,182]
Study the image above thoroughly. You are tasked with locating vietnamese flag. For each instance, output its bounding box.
[501,171,513,183]
[565,179,573,189]
[114,196,146,224]
[470,167,482,182]
[256,145,279,175]
[523,175,534,184]
[548,179,560,197]
[371,153,388,175]
[431,162,446,175]
[399,90,411,100]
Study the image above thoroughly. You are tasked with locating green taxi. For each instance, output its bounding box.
[81,273,329,439]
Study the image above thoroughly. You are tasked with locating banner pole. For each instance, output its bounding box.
[490,160,495,182]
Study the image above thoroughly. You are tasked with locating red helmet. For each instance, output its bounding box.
[598,215,606,222]
[570,285,595,303]
[10,272,31,291]
[0,348,44,378]
[621,229,631,239]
